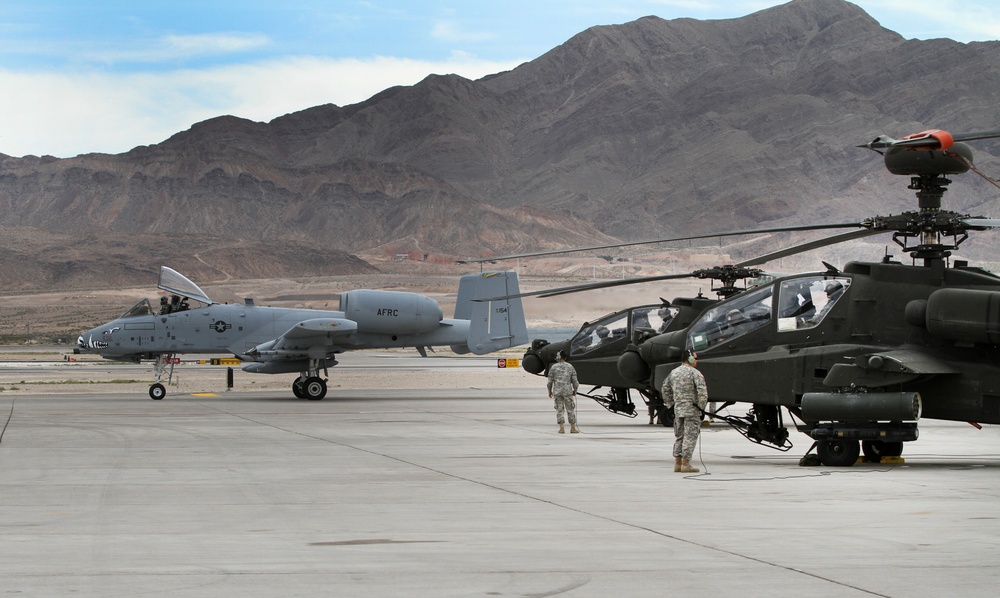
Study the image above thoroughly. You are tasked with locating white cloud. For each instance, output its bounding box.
[869,0,1000,41]
[0,55,523,157]
[162,33,272,56]
[78,33,273,65]
[431,20,495,43]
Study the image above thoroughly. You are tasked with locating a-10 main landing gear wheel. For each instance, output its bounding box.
[298,376,327,400]
[149,383,166,400]
[292,379,306,399]
[862,440,904,462]
[816,438,861,467]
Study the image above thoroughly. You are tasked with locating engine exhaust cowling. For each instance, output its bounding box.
[924,288,1000,345]
[617,349,650,382]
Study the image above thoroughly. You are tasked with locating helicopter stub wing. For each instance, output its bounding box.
[823,349,959,389]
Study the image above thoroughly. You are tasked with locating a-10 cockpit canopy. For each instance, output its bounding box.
[120,298,155,319]
[158,266,214,305]
[116,266,216,319]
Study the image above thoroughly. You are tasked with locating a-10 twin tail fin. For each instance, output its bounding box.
[452,271,528,355]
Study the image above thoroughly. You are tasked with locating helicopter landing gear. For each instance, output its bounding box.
[581,387,638,418]
[717,404,792,451]
[647,390,672,427]
[149,353,177,400]
[809,423,916,466]
[862,439,904,462]
[816,438,861,467]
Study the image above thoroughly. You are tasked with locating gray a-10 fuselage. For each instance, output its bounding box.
[78,268,527,400]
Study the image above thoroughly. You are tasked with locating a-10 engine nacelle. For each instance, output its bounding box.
[339,289,443,335]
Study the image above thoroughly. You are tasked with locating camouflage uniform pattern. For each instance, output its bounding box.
[547,361,580,425]
[661,364,709,459]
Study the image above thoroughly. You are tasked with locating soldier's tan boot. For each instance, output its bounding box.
[570,424,580,434]
[674,457,682,472]
[558,424,565,434]
[680,458,699,473]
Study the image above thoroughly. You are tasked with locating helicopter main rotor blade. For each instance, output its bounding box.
[478,226,889,301]
[478,272,699,301]
[533,273,706,298]
[861,129,1000,152]
[951,129,1000,143]
[457,222,862,264]
[961,218,1000,228]
[736,229,886,267]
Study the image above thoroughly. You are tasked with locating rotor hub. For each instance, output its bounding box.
[692,266,764,298]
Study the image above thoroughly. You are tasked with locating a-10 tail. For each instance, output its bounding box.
[451,271,528,355]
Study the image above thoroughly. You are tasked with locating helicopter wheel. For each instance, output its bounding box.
[292,379,306,399]
[816,438,860,467]
[149,383,166,400]
[861,440,904,462]
[303,377,327,400]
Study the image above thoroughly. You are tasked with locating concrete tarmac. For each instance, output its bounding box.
[3,358,1000,597]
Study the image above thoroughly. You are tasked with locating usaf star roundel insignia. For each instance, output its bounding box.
[211,320,232,333]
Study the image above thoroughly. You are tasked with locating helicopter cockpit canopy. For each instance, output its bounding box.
[689,285,773,351]
[571,304,678,356]
[687,275,852,351]
[777,276,851,331]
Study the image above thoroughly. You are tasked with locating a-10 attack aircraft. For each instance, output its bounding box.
[76,266,527,400]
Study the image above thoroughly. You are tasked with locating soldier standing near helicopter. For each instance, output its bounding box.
[547,350,580,433]
[662,349,709,473]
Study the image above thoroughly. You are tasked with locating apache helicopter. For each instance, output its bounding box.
[76,266,527,400]
[471,127,1000,466]
[517,266,758,422]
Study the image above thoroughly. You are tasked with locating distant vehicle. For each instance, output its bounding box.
[76,267,527,400]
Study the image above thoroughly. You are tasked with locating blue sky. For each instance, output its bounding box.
[2,1,999,157]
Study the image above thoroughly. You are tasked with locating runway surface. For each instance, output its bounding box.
[3,356,1000,597]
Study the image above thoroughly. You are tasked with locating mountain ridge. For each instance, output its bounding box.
[2,0,999,290]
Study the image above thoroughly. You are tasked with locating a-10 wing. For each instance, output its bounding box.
[243,318,359,359]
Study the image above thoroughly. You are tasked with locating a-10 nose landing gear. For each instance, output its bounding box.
[148,354,177,400]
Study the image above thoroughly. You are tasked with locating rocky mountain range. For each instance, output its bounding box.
[2,0,1000,290]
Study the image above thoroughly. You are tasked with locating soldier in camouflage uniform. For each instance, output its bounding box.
[547,350,580,433]
[661,349,708,472]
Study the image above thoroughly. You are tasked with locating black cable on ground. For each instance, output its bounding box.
[0,398,14,445]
